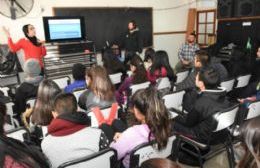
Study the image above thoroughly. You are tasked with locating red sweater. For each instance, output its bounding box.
[147,67,167,84]
[8,38,46,67]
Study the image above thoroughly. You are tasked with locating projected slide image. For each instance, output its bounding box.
[49,19,82,40]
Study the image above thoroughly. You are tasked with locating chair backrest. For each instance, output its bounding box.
[0,86,9,96]
[58,148,117,168]
[130,81,151,95]
[235,74,251,88]
[88,105,118,127]
[53,76,71,89]
[220,79,235,92]
[176,70,189,84]
[109,72,123,85]
[26,98,36,108]
[213,104,239,132]
[163,90,185,110]
[246,101,260,120]
[156,77,171,90]
[129,135,176,168]
[72,89,87,102]
[5,102,18,126]
[6,127,27,142]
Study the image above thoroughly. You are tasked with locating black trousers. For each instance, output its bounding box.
[99,119,127,143]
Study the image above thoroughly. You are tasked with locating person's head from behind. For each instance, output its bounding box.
[144,48,155,64]
[238,117,260,168]
[0,101,6,135]
[23,59,41,78]
[187,32,196,44]
[140,158,181,168]
[72,63,86,81]
[196,66,220,91]
[129,55,148,84]
[86,65,115,101]
[23,24,36,38]
[194,50,209,69]
[32,79,61,125]
[52,93,77,118]
[128,20,137,30]
[131,88,170,150]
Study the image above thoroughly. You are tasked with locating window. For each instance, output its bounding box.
[196,10,216,46]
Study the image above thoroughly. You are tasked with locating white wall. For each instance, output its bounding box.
[0,0,197,67]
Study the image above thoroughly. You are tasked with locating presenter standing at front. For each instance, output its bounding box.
[3,24,46,75]
[124,20,143,64]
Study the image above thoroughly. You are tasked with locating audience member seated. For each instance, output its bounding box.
[111,44,124,62]
[252,46,260,82]
[23,79,61,128]
[116,55,148,105]
[238,117,260,168]
[140,158,181,168]
[13,59,43,122]
[147,50,175,84]
[0,101,49,168]
[41,93,109,168]
[102,48,126,75]
[22,80,61,146]
[175,32,200,73]
[234,82,260,125]
[172,66,232,143]
[210,56,228,81]
[143,47,155,70]
[175,50,209,91]
[78,65,116,111]
[110,88,171,168]
[228,48,251,78]
[64,63,86,93]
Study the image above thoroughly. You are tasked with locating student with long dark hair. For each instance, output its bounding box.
[147,50,175,84]
[140,158,181,168]
[143,47,155,70]
[102,48,126,75]
[111,88,171,168]
[116,55,148,105]
[0,102,49,168]
[23,79,61,128]
[238,117,260,168]
[3,25,46,70]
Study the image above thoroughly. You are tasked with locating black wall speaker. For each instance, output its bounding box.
[234,0,255,17]
[218,0,234,19]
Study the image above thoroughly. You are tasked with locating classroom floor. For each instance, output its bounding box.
[179,142,243,168]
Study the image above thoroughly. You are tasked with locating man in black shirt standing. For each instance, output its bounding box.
[124,20,143,64]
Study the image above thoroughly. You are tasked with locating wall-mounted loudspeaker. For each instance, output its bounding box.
[217,0,234,19]
[234,0,255,17]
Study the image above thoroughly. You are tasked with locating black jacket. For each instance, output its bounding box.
[177,88,232,143]
[124,28,142,53]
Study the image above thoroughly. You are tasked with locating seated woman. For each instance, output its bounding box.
[13,59,43,121]
[116,55,148,105]
[78,65,116,111]
[0,101,49,168]
[64,63,86,93]
[143,47,155,70]
[22,79,61,145]
[238,117,260,168]
[102,48,126,75]
[111,88,171,168]
[147,50,175,84]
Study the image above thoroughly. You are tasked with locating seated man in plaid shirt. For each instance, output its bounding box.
[175,32,200,73]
